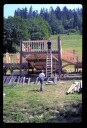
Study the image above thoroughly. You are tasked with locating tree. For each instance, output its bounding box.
[33,10,39,17]
[28,6,33,18]
[40,7,46,19]
[14,8,21,17]
[48,13,59,34]
[73,9,79,28]
[62,6,69,20]
[25,17,51,40]
[44,8,49,21]
[3,16,29,53]
[14,6,82,34]
[49,6,55,14]
[55,6,61,20]
[14,7,28,19]
[23,7,28,19]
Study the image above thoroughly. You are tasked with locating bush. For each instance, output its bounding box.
[63,30,69,34]
[69,29,77,33]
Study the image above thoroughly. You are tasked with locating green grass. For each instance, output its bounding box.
[50,34,82,61]
[3,81,82,123]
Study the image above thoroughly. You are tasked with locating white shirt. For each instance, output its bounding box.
[39,73,45,79]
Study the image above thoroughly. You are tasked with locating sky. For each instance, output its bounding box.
[3,4,82,18]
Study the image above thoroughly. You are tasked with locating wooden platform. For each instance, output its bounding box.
[3,51,80,72]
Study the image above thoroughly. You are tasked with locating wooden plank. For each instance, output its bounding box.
[28,78,31,85]
[20,40,22,77]
[3,76,7,83]
[12,76,17,83]
[8,76,17,84]
[19,77,23,84]
[58,36,61,79]
[5,76,12,84]
[8,76,13,84]
[17,76,20,85]
[66,81,82,94]
[23,77,26,85]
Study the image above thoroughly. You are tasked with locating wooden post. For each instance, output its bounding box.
[23,77,25,85]
[58,36,62,80]
[32,68,34,74]
[60,40,62,69]
[6,52,9,63]
[60,40,62,59]
[43,42,44,51]
[28,78,31,85]
[75,65,76,73]
[28,60,30,76]
[20,40,22,77]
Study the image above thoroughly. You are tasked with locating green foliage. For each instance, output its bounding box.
[25,17,51,40]
[14,6,82,35]
[3,16,29,53]
[69,29,77,33]
[3,16,51,52]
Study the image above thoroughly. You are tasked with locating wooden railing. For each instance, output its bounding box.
[22,40,57,52]
[62,50,78,64]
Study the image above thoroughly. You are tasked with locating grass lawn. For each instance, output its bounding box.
[3,80,82,123]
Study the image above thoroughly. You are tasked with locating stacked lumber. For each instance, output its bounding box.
[66,80,82,94]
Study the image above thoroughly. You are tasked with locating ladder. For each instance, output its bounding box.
[46,52,52,77]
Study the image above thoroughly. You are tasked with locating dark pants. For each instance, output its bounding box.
[48,48,51,53]
[38,77,44,91]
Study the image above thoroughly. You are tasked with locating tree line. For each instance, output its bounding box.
[3,5,82,53]
[14,6,82,34]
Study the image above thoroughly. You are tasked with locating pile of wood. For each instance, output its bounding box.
[3,76,31,85]
[66,80,82,94]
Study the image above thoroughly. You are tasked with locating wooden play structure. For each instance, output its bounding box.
[3,37,82,78]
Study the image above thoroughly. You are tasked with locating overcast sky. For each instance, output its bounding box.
[3,4,82,18]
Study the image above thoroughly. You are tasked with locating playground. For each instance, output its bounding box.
[3,36,82,85]
[3,35,82,123]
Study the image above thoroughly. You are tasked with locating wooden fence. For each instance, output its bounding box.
[3,52,20,64]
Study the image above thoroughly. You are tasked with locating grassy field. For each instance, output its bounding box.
[3,80,82,123]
